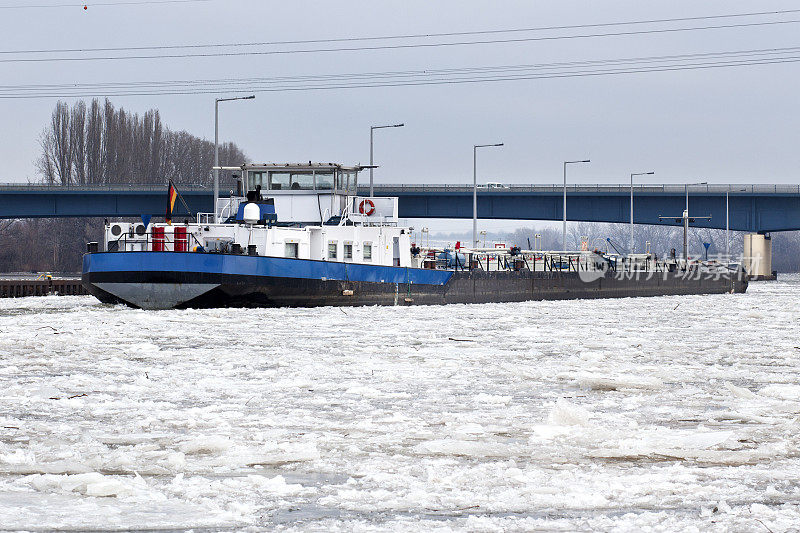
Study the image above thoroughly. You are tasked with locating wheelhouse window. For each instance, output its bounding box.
[250,172,266,190]
[247,167,356,192]
[363,242,372,261]
[344,243,353,260]
[341,170,356,191]
[328,242,338,260]
[315,171,334,190]
[269,172,290,190]
[289,172,314,190]
[285,242,299,258]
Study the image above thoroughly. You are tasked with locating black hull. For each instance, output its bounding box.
[83,269,748,309]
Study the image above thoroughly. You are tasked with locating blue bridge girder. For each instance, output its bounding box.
[1,183,799,233]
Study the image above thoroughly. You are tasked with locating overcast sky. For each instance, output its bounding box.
[1,0,799,190]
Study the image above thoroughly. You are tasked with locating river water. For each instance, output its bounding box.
[1,277,799,532]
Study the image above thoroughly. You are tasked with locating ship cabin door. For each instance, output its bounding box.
[393,237,400,267]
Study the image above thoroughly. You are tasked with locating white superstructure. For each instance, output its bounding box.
[103,163,413,267]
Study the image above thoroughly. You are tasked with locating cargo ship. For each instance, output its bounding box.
[81,163,747,309]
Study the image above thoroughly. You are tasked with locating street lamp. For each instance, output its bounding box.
[370,123,404,197]
[726,187,747,262]
[630,171,655,254]
[685,181,707,213]
[563,159,590,251]
[214,95,255,223]
[683,181,707,260]
[473,143,504,248]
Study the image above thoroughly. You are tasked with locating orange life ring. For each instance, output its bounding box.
[359,199,375,216]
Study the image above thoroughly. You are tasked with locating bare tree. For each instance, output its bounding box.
[70,101,87,185]
[35,132,56,184]
[86,98,103,184]
[51,101,73,184]
[102,98,117,184]
[36,102,73,185]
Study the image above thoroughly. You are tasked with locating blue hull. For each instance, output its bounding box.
[82,252,453,309]
[84,251,453,285]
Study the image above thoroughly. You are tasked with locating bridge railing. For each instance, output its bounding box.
[358,184,800,194]
[0,183,209,192]
[2,182,799,194]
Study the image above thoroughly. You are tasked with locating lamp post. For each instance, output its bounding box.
[563,159,590,251]
[683,181,707,260]
[685,181,707,212]
[214,95,255,223]
[473,143,504,248]
[369,123,404,197]
[629,171,655,254]
[726,187,746,262]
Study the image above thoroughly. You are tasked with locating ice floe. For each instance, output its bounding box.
[0,275,798,530]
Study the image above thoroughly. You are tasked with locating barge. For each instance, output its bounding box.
[81,163,747,309]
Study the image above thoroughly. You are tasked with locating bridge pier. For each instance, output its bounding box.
[743,233,776,281]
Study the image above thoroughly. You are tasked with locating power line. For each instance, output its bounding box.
[1,18,800,63]
[0,49,796,98]
[0,45,797,92]
[2,8,800,54]
[0,0,214,9]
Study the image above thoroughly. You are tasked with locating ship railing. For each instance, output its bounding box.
[198,198,238,225]
[107,230,203,253]
[218,197,239,221]
[420,248,695,274]
[458,251,606,273]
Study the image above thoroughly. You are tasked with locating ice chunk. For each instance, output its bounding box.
[758,384,800,401]
[180,436,232,455]
[127,342,160,353]
[0,448,35,465]
[725,382,757,399]
[85,479,134,497]
[576,374,663,391]
[453,423,485,435]
[671,430,734,449]
[27,472,139,498]
[242,442,320,466]
[246,474,307,496]
[166,452,186,470]
[713,411,771,424]
[344,386,382,397]
[27,474,65,493]
[530,424,573,439]
[413,439,514,457]
[547,399,591,426]
[58,472,105,493]
[473,393,512,405]
[30,385,62,399]
[592,429,736,461]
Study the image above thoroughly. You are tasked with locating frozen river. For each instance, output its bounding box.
[1,277,799,532]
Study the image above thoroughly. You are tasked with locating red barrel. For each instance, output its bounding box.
[152,226,165,252]
[175,226,188,252]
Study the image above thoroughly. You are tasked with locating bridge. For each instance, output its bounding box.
[1,183,799,233]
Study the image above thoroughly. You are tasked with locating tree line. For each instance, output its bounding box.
[0,99,247,273]
[36,99,245,186]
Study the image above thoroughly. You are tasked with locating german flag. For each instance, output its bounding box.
[165,180,178,225]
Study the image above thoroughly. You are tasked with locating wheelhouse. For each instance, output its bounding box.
[242,163,359,195]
